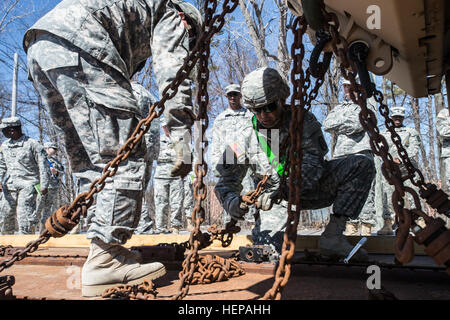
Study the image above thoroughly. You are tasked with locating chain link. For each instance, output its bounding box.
[0,0,239,299]
[102,281,158,300]
[171,0,239,300]
[183,254,245,285]
[319,2,450,267]
[320,5,418,262]
[262,14,327,300]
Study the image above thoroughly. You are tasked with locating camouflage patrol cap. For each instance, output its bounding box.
[225,84,241,94]
[391,106,405,118]
[0,116,21,129]
[241,67,290,108]
[44,142,57,150]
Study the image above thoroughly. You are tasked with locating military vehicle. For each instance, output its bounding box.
[287,0,449,104]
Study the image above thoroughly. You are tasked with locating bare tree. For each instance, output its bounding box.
[426,95,437,181]
[410,97,432,180]
[274,0,291,80]
[238,0,269,67]
[0,0,24,34]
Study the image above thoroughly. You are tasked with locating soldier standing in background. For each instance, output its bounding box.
[378,106,421,235]
[0,117,49,234]
[323,79,377,236]
[436,107,450,192]
[36,142,64,233]
[24,0,202,296]
[210,84,257,228]
[153,124,185,234]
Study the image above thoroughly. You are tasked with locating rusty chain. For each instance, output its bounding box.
[321,4,416,264]
[262,0,450,299]
[4,0,448,302]
[102,281,158,300]
[0,275,15,299]
[181,254,245,285]
[241,175,270,205]
[262,13,327,300]
[172,0,241,299]
[319,1,449,270]
[98,0,241,300]
[0,246,13,257]
[0,0,241,299]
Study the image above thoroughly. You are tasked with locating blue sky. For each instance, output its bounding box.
[0,0,446,174]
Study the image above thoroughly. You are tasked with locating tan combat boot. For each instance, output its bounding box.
[344,221,359,236]
[360,223,372,236]
[81,238,166,297]
[186,217,194,232]
[170,226,180,234]
[318,215,368,261]
[377,218,394,235]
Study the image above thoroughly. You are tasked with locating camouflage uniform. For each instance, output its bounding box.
[24,0,199,244]
[215,69,374,255]
[211,92,257,226]
[36,142,65,232]
[182,171,195,221]
[436,108,450,192]
[0,120,49,234]
[215,107,374,253]
[380,115,421,220]
[131,82,160,234]
[154,134,184,233]
[323,98,377,228]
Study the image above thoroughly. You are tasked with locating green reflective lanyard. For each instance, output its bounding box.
[252,116,286,177]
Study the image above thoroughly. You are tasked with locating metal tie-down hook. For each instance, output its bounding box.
[347,40,376,98]
[309,30,332,79]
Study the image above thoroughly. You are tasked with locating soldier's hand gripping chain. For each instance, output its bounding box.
[228,196,250,220]
[255,192,275,211]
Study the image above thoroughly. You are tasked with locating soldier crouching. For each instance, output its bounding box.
[214,67,374,261]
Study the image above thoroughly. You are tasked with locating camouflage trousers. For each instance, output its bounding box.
[0,186,38,234]
[27,36,149,245]
[346,152,377,226]
[442,157,450,192]
[135,197,154,234]
[154,178,184,232]
[36,188,59,232]
[380,174,419,220]
[251,154,374,255]
[75,176,96,232]
[135,161,155,234]
[251,200,288,257]
[183,180,194,220]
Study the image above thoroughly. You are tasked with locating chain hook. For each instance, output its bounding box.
[347,40,375,98]
[309,30,332,79]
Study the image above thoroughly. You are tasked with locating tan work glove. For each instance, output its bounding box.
[255,190,282,211]
[170,139,192,178]
[228,196,249,221]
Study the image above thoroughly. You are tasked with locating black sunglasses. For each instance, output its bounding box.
[227,92,241,97]
[249,102,279,114]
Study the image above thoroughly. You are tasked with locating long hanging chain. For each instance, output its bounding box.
[172,0,239,300]
[320,2,450,268]
[262,14,328,300]
[0,0,239,289]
